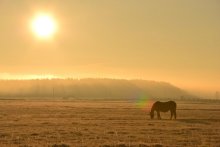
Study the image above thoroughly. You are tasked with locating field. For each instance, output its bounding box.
[0,99,219,147]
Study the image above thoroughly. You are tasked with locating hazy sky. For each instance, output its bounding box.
[0,0,219,93]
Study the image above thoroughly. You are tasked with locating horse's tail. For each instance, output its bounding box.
[170,101,177,109]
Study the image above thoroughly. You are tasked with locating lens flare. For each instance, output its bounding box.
[135,93,153,111]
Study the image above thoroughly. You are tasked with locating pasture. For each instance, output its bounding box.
[0,99,219,147]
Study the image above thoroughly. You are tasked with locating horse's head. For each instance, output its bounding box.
[150,111,154,119]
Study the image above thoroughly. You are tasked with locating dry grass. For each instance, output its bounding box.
[0,99,219,147]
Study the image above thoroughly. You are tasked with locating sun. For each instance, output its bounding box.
[31,13,57,39]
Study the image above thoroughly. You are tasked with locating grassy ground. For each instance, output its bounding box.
[0,99,219,147]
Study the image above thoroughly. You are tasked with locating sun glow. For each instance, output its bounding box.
[31,13,57,39]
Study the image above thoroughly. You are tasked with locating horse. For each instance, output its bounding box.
[150,101,177,120]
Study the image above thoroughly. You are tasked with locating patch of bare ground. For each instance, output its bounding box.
[0,99,219,146]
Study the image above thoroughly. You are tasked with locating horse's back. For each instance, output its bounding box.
[153,100,176,112]
[168,101,177,108]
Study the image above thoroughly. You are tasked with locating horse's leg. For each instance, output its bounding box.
[157,111,161,119]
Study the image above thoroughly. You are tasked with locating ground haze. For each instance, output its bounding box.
[0,99,219,147]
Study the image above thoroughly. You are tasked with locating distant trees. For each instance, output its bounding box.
[0,78,188,99]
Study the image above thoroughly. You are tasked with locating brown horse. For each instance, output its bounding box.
[150,101,177,119]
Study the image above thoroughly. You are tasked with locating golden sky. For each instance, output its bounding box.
[0,0,219,93]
